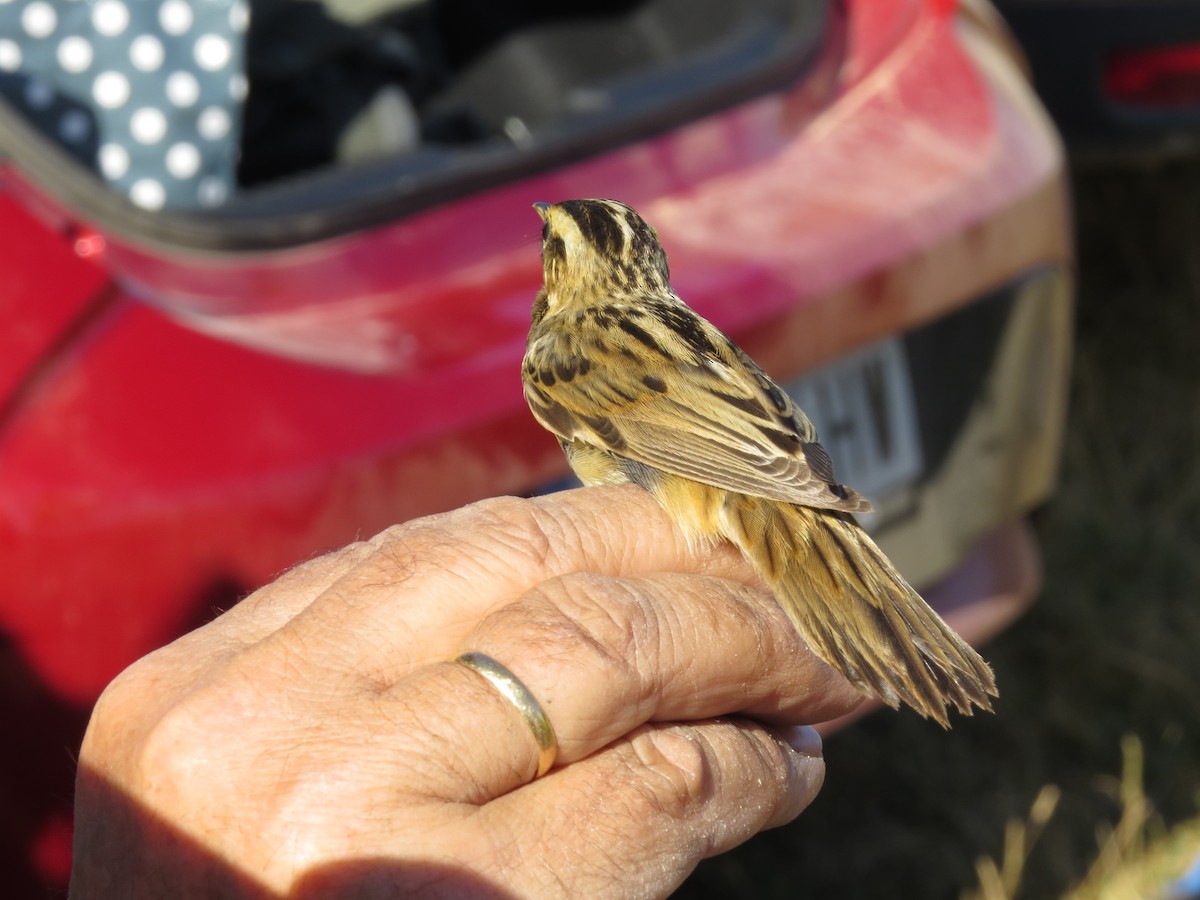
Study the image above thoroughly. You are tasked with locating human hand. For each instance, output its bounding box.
[70,486,864,898]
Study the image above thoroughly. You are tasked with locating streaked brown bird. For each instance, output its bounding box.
[522,198,996,726]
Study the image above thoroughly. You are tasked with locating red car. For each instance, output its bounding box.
[0,0,1071,891]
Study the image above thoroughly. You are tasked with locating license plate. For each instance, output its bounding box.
[781,338,923,511]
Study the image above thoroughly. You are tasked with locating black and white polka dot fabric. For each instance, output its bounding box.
[0,0,247,209]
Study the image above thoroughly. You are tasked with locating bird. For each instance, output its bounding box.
[521,198,997,727]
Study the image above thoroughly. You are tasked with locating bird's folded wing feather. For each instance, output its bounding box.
[523,319,871,514]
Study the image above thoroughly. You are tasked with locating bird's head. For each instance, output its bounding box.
[533,199,671,310]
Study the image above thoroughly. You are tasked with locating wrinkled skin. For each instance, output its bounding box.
[70,486,863,899]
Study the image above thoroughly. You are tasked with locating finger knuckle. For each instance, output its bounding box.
[364,496,563,587]
[133,692,226,806]
[479,572,655,689]
[627,725,713,815]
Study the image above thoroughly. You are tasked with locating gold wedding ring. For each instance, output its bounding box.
[455,651,558,777]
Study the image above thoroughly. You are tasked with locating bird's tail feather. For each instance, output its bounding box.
[720,493,997,727]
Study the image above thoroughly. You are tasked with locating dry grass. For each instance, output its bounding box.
[676,160,1200,899]
[970,735,1200,900]
[969,783,1061,900]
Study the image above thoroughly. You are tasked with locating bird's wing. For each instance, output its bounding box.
[523,304,871,514]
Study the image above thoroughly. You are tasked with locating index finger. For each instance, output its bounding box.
[214,485,759,652]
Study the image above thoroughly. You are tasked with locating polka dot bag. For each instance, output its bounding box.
[0,0,247,209]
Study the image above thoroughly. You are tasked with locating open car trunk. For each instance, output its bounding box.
[0,0,843,252]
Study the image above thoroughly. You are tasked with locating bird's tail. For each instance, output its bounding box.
[720,493,997,727]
